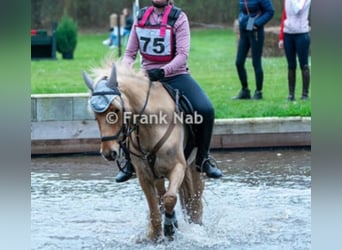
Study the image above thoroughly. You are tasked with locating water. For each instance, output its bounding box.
[31,149,311,249]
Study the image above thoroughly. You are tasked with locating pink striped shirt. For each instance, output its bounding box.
[279,0,311,41]
[123,6,190,77]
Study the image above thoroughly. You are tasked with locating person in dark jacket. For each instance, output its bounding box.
[232,0,274,100]
[122,8,133,39]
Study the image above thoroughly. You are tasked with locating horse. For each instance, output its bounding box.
[82,60,205,241]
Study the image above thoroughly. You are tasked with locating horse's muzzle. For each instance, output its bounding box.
[101,149,118,161]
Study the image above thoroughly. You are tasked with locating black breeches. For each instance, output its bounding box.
[162,74,215,164]
[235,28,265,91]
[283,32,311,70]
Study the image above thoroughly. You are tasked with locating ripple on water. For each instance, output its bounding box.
[31,150,311,250]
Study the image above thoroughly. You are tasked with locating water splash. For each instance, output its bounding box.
[31,149,311,249]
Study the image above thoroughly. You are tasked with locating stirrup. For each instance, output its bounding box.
[198,155,217,171]
[197,156,222,178]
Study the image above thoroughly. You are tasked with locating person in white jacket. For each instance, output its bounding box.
[279,0,311,101]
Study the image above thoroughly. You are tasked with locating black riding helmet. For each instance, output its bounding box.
[151,0,171,8]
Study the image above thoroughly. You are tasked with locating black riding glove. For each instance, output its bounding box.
[147,68,165,81]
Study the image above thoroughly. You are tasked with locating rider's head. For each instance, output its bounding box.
[151,0,173,8]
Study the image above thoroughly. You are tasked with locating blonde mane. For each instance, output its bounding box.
[90,57,148,87]
[88,56,169,115]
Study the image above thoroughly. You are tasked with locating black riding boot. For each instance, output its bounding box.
[196,157,222,178]
[301,65,310,100]
[194,112,223,178]
[115,157,134,183]
[252,90,263,100]
[287,69,296,101]
[232,88,251,100]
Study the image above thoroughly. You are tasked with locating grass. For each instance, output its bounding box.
[31,29,311,119]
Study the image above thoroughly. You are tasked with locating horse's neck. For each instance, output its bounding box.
[120,80,149,113]
[121,80,177,149]
[120,80,174,114]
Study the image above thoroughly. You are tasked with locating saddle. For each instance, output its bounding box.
[161,82,197,160]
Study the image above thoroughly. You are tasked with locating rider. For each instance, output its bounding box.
[116,0,222,182]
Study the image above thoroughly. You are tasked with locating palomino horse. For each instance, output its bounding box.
[82,60,205,240]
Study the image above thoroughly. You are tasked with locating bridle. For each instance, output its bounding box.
[91,78,178,178]
[90,77,151,144]
[91,87,126,142]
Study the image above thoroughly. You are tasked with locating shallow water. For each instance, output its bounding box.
[31,149,311,250]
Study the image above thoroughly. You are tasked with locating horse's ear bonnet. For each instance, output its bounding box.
[84,64,119,113]
[89,80,118,113]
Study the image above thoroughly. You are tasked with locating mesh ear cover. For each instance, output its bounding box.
[89,80,118,113]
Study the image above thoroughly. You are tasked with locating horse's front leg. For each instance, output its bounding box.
[155,178,166,213]
[137,176,162,241]
[163,161,185,236]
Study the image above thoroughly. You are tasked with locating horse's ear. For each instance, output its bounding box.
[107,63,118,88]
[82,70,94,92]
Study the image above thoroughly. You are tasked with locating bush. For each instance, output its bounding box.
[56,12,78,56]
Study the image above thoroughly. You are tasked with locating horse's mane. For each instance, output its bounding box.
[90,57,148,87]
[88,56,173,115]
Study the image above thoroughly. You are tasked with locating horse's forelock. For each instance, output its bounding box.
[113,95,122,107]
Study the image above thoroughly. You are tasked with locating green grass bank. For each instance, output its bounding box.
[31,28,311,119]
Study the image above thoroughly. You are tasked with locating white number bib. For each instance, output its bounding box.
[136,26,173,62]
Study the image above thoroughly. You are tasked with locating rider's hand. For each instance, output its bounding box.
[147,68,165,81]
[278,40,284,49]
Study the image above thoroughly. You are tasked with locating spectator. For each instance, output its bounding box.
[102,8,134,49]
[279,0,311,101]
[122,8,133,40]
[232,0,274,100]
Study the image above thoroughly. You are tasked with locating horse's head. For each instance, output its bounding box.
[82,64,124,161]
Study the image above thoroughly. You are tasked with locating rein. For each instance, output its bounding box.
[124,81,178,178]
[129,110,177,178]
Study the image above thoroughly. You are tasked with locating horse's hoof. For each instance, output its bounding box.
[164,211,178,236]
[164,223,178,236]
